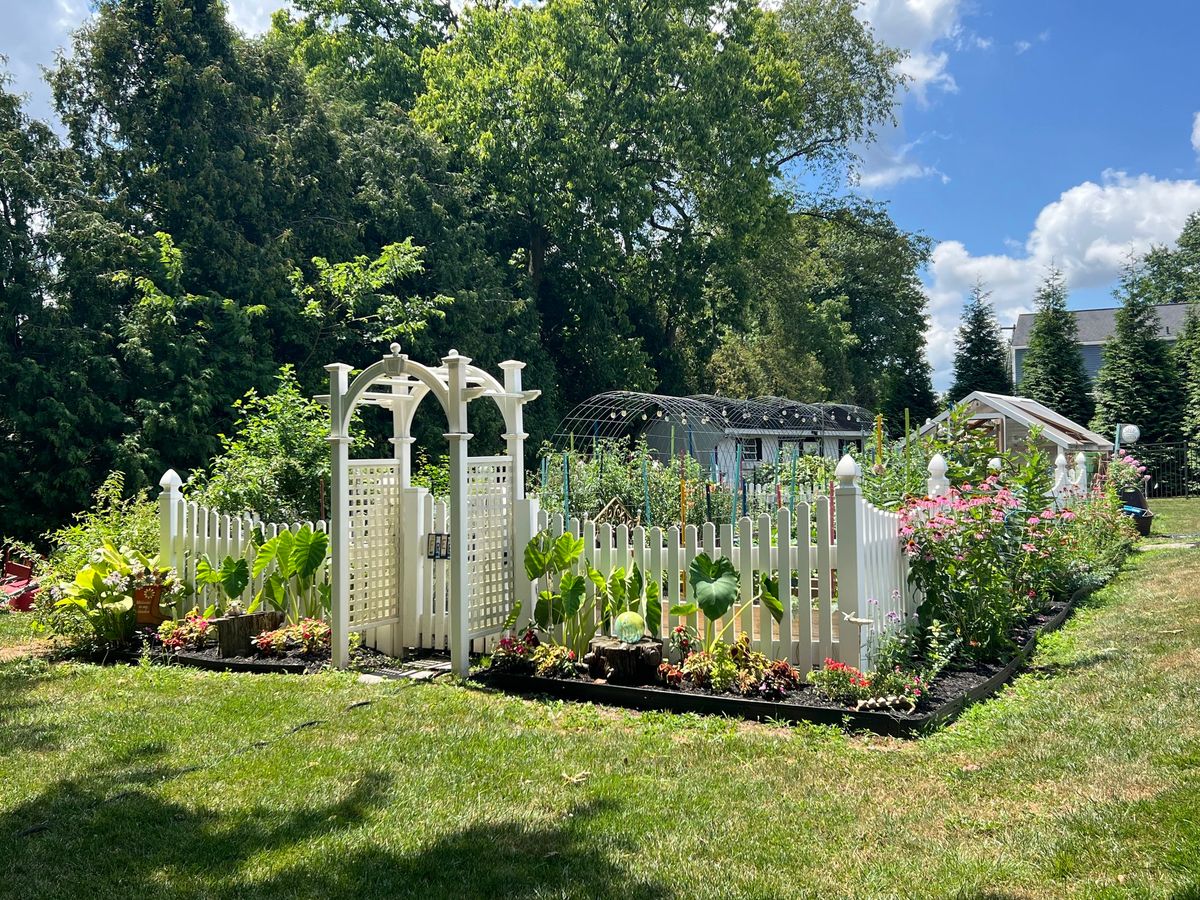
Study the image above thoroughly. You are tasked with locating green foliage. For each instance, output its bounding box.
[1018,268,1094,425]
[1176,304,1200,488]
[251,525,331,622]
[1091,260,1184,443]
[45,542,182,650]
[668,552,782,648]
[187,366,338,523]
[195,556,250,610]
[950,282,1012,401]
[36,472,159,589]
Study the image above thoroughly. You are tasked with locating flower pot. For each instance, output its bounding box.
[133,584,169,626]
[214,610,285,658]
[1119,489,1149,511]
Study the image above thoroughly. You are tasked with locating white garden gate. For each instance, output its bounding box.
[323,345,539,675]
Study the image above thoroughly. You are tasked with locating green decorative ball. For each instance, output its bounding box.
[614,611,645,644]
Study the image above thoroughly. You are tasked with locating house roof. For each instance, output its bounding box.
[916,391,1114,453]
[1011,302,1191,348]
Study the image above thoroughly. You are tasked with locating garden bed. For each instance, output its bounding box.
[475,599,1073,737]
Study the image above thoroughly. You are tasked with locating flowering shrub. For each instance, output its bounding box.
[253,618,331,656]
[158,608,213,651]
[1108,449,1148,493]
[899,475,1080,661]
[489,628,540,674]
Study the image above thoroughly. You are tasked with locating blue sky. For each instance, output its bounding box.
[4,0,1200,388]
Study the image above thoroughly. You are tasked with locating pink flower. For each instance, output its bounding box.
[1026,516,1041,525]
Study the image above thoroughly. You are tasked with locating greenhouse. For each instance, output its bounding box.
[554,391,874,484]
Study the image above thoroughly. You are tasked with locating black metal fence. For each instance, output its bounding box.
[1134,442,1193,498]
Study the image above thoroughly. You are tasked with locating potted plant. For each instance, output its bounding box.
[1108,450,1152,536]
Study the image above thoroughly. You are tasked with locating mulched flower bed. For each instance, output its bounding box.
[475,599,1073,737]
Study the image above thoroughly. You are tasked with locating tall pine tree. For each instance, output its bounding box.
[1175,302,1200,488]
[950,282,1012,400]
[1017,268,1093,424]
[1090,260,1183,443]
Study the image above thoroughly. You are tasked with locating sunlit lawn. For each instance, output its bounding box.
[1151,496,1200,537]
[2,533,1200,898]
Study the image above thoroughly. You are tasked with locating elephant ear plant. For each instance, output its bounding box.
[669,553,784,650]
[250,525,331,622]
[195,554,250,613]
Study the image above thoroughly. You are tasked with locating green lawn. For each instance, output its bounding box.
[1151,497,1200,538]
[3,545,1200,898]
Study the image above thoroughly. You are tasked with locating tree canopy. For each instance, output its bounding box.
[1,0,951,538]
[950,282,1012,402]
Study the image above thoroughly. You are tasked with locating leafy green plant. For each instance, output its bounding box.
[523,531,593,656]
[49,543,183,650]
[195,555,250,612]
[251,525,330,622]
[668,553,783,650]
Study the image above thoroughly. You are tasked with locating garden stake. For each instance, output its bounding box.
[789,445,798,523]
[563,452,570,523]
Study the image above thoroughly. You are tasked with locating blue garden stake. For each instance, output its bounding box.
[540,456,549,495]
[741,477,748,517]
[642,457,651,526]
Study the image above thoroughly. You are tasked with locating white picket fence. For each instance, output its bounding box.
[157,470,329,612]
[514,470,912,670]
[158,460,912,670]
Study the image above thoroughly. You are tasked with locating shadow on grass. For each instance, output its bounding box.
[1,745,667,900]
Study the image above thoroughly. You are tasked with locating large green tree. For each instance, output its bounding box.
[1017,268,1093,425]
[1175,303,1200,488]
[949,283,1012,400]
[1090,261,1183,443]
[414,0,901,402]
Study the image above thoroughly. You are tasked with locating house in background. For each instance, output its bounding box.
[916,391,1114,457]
[1010,302,1191,385]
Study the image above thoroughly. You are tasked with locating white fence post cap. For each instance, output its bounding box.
[159,469,183,491]
[835,454,859,486]
[928,453,948,477]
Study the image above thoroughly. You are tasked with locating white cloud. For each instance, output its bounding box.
[857,0,967,106]
[855,131,950,190]
[923,169,1200,386]
[1192,111,1200,155]
[1014,40,1032,55]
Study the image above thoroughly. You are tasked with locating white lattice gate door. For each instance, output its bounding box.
[346,460,401,632]
[465,455,515,642]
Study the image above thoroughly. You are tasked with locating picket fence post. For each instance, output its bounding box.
[927,453,950,497]
[158,469,184,613]
[833,455,868,669]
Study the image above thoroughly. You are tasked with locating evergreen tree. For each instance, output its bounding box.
[880,329,938,435]
[1017,268,1094,425]
[1090,261,1183,443]
[949,282,1012,400]
[1174,303,1200,488]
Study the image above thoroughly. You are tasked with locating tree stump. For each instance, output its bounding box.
[215,611,284,658]
[583,636,663,685]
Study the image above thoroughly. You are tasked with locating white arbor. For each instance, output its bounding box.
[323,345,539,674]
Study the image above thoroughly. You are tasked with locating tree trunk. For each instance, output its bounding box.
[583,636,663,685]
[215,611,284,658]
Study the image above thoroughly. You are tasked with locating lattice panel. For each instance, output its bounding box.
[347,461,401,628]
[465,456,513,636]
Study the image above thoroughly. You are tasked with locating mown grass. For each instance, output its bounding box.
[2,545,1200,898]
[1151,497,1200,537]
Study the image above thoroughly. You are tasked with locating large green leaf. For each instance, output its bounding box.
[688,553,740,621]
[217,556,249,600]
[560,573,586,617]
[626,564,643,610]
[534,589,563,629]
[251,538,279,579]
[195,556,218,585]
[644,579,661,636]
[550,533,584,574]
[290,527,328,580]
[523,532,552,581]
[759,573,784,623]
